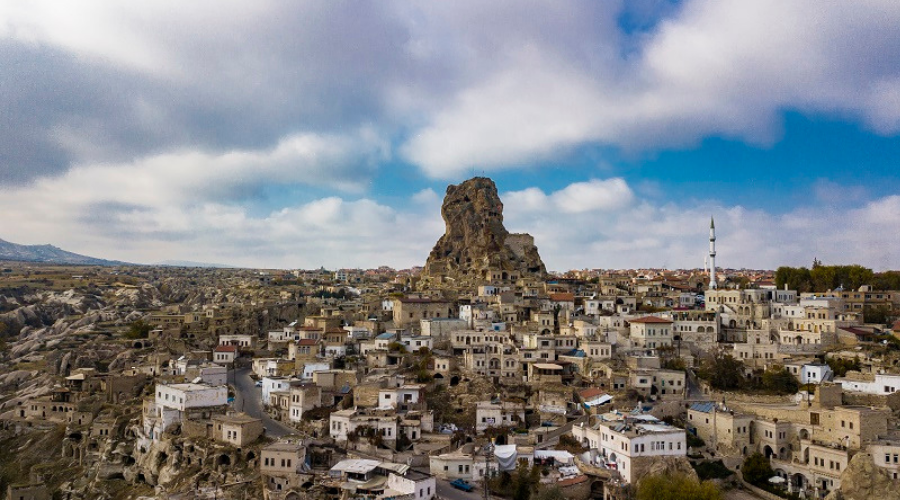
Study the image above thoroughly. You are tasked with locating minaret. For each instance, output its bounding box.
[708,217,717,290]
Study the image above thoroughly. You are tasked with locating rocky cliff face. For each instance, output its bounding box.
[825,453,900,500]
[421,177,546,286]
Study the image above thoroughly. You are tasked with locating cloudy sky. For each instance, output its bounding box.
[2,1,899,271]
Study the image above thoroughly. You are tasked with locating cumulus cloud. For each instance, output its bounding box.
[401,0,900,176]
[0,171,896,270]
[3,2,900,182]
[502,180,900,272]
[1,2,900,270]
[505,179,634,214]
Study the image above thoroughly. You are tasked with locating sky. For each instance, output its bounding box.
[1,1,899,272]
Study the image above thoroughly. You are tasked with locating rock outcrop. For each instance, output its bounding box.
[421,177,546,286]
[825,453,900,500]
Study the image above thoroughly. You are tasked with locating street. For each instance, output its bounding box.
[231,366,297,438]
[434,478,483,500]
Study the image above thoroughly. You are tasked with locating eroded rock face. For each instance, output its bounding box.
[825,453,900,500]
[421,177,546,285]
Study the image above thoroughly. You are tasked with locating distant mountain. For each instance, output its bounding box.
[154,260,234,269]
[0,237,130,266]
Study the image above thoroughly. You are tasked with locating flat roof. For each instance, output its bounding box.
[331,459,380,474]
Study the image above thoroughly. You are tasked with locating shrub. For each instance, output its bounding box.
[692,460,734,481]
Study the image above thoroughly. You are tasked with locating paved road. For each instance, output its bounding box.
[434,478,483,500]
[231,366,297,438]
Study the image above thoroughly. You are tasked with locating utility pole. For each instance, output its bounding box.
[483,440,494,500]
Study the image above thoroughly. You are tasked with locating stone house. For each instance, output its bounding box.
[213,345,237,365]
[392,298,455,329]
[628,316,673,349]
[212,412,264,446]
[475,401,526,433]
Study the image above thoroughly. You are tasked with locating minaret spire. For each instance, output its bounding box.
[709,216,717,290]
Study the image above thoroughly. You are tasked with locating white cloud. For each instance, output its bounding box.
[0,172,897,270]
[505,179,634,214]
[501,180,900,272]
[400,0,900,176]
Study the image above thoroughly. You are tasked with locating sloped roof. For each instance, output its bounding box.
[689,402,715,414]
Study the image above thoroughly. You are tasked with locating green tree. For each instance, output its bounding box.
[697,352,745,391]
[125,319,152,339]
[636,473,722,500]
[873,271,900,291]
[532,486,565,500]
[761,367,799,395]
[826,357,861,377]
[775,267,812,293]
[863,305,892,325]
[741,452,774,485]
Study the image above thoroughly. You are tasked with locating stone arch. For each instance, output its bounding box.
[217,454,231,466]
[799,429,810,440]
[764,445,774,459]
[450,375,460,386]
[792,473,808,491]
[246,450,256,462]
[285,492,302,500]
[133,341,144,349]
[590,480,605,498]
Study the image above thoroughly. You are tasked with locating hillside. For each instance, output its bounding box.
[0,237,129,266]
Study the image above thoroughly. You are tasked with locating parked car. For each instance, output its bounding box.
[450,479,474,492]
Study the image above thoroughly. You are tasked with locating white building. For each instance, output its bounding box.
[301,362,331,381]
[156,383,227,412]
[143,383,228,440]
[329,409,398,442]
[262,377,302,405]
[628,316,674,349]
[213,345,237,365]
[572,416,686,484]
[385,469,436,500]
[801,363,834,385]
[475,401,526,433]
[378,385,424,411]
[835,373,900,395]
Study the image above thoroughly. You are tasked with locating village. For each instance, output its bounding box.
[2,178,900,500]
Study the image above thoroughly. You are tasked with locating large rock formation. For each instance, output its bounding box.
[825,453,900,500]
[421,177,545,286]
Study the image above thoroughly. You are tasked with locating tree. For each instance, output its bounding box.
[741,452,774,485]
[760,367,799,395]
[826,357,861,377]
[873,271,900,291]
[697,352,745,391]
[775,267,812,293]
[863,305,892,325]
[125,320,152,340]
[636,473,722,500]
[532,486,565,500]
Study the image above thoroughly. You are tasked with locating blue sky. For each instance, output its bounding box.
[1,1,899,271]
